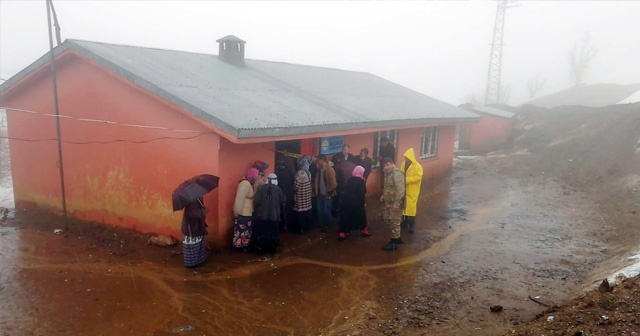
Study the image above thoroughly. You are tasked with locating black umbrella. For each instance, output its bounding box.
[172,174,220,211]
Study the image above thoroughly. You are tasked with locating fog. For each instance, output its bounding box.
[1,1,639,105]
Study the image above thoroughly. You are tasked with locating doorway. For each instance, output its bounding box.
[275,140,301,155]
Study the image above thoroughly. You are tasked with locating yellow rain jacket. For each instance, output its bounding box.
[400,148,423,217]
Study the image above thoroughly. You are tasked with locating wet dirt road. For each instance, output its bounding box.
[0,156,611,336]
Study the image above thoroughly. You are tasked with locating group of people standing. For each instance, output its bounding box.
[228,137,423,254]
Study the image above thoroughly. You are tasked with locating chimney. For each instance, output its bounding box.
[216,35,246,66]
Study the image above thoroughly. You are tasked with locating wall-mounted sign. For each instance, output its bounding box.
[319,136,344,155]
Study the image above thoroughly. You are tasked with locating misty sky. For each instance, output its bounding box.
[1,1,639,105]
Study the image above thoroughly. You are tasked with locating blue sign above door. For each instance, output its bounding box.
[319,136,344,155]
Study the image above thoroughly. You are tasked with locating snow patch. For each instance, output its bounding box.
[0,175,14,209]
[608,252,640,285]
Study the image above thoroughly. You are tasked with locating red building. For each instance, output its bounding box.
[458,105,514,154]
[0,36,478,247]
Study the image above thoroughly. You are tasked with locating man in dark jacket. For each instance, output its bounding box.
[377,137,396,194]
[354,148,373,181]
[332,144,358,166]
[378,137,396,163]
[253,174,286,253]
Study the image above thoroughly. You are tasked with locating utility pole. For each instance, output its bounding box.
[484,0,513,105]
[46,0,68,230]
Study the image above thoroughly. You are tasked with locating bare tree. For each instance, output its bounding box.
[569,32,597,87]
[527,76,546,99]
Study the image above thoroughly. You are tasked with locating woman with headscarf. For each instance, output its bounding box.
[252,173,286,253]
[233,167,259,252]
[338,165,371,240]
[181,197,208,267]
[293,156,313,234]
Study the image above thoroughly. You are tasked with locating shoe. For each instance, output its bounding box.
[381,240,398,251]
[395,238,404,244]
[338,232,346,241]
[407,223,415,234]
[361,228,371,237]
[298,229,306,235]
[321,226,328,233]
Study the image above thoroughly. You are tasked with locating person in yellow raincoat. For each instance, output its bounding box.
[399,148,423,233]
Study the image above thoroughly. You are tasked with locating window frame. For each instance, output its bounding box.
[420,127,439,159]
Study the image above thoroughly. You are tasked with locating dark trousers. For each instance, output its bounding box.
[331,191,341,218]
[317,195,332,229]
[294,210,311,233]
[403,216,416,230]
[311,197,318,225]
[282,202,294,231]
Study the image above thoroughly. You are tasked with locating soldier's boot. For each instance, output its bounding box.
[395,237,404,244]
[382,239,398,251]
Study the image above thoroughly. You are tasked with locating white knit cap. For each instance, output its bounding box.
[267,173,278,186]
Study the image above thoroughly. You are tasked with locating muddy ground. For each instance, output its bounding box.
[1,104,639,336]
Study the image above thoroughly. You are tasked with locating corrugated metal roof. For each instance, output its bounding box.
[0,39,478,139]
[619,89,640,104]
[473,106,515,119]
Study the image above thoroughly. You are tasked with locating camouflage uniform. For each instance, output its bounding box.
[383,166,405,239]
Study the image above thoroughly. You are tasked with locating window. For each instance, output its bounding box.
[420,127,439,159]
[373,130,397,167]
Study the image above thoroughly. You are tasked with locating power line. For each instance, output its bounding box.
[0,106,213,134]
[0,132,210,145]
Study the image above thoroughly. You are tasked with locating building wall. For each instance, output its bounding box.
[397,125,456,180]
[469,113,513,153]
[341,126,456,194]
[3,55,220,238]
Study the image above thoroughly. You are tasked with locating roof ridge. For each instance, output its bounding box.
[67,39,214,57]
[68,39,374,76]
